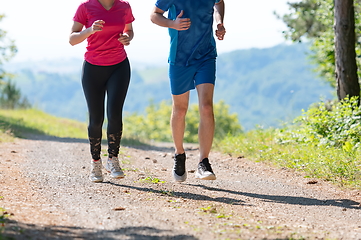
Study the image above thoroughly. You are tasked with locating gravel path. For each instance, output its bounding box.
[1,136,361,239]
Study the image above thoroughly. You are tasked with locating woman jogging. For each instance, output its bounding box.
[69,0,135,182]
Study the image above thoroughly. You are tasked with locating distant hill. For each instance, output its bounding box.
[5,43,334,130]
[214,43,334,129]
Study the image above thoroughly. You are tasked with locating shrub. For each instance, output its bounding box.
[124,100,242,143]
[0,79,31,109]
[278,96,361,150]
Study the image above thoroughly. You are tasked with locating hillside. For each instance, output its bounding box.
[215,43,334,129]
[5,43,333,130]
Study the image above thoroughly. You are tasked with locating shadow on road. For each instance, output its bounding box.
[2,221,198,240]
[104,182,360,210]
[22,133,89,143]
[190,184,361,210]
[105,182,246,205]
[20,132,186,153]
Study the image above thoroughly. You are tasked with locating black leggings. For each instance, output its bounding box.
[81,58,130,160]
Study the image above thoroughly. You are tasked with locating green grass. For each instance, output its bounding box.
[0,108,88,140]
[0,206,10,237]
[0,108,146,146]
[139,176,165,184]
[216,128,361,189]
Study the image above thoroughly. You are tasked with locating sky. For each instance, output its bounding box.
[1,0,296,65]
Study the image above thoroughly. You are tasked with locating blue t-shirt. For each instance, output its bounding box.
[155,0,221,66]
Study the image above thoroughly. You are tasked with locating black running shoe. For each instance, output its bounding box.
[172,153,187,182]
[195,158,216,180]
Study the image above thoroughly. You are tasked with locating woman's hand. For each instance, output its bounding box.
[118,33,131,46]
[69,20,104,46]
[89,20,105,34]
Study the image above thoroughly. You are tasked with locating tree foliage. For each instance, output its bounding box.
[0,79,30,109]
[276,0,361,88]
[124,100,242,143]
[276,0,326,41]
[0,14,17,79]
[0,14,29,109]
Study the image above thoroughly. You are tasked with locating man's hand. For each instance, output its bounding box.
[118,33,131,46]
[171,10,191,31]
[215,23,226,40]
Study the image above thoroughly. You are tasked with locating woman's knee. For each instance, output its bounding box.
[88,118,104,135]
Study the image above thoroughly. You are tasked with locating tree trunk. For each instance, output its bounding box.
[334,0,360,103]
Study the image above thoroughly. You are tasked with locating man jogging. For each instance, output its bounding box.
[150,0,226,182]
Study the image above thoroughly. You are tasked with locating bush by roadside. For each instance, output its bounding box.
[218,97,361,189]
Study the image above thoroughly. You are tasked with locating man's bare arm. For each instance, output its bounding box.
[214,0,226,40]
[150,6,191,31]
[214,0,225,25]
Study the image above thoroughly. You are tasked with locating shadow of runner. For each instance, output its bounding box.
[18,132,176,152]
[2,220,198,240]
[104,182,247,206]
[21,133,89,143]
[189,184,361,210]
[103,182,360,210]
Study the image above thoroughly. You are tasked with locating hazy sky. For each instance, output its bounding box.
[1,0,296,64]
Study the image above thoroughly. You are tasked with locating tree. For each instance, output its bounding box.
[276,0,361,100]
[0,79,30,109]
[275,0,326,41]
[0,14,17,78]
[334,0,360,102]
[0,14,30,109]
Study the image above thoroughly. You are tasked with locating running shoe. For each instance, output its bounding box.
[173,153,187,182]
[195,158,216,180]
[105,157,125,179]
[89,160,103,182]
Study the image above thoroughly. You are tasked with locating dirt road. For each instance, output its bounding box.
[1,136,361,239]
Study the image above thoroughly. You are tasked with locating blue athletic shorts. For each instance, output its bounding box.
[169,58,216,95]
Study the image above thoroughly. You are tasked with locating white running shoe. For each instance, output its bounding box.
[195,158,216,180]
[89,160,103,182]
[105,157,125,179]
